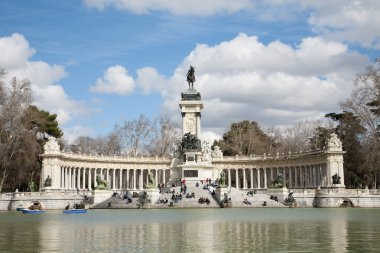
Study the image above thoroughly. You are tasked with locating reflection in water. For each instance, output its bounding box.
[1,209,380,252]
[328,210,348,253]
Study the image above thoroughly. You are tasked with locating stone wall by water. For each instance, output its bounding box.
[1,188,380,210]
[291,188,380,208]
[0,191,86,211]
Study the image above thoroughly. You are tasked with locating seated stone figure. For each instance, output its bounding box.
[218,171,227,187]
[95,176,109,190]
[145,172,156,189]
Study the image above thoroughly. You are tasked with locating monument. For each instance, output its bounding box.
[170,66,214,183]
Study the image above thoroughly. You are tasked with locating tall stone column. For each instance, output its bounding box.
[289,167,292,188]
[61,167,64,190]
[270,168,273,186]
[196,112,201,138]
[155,169,158,187]
[257,169,261,189]
[94,168,98,188]
[282,167,286,187]
[82,168,86,189]
[68,167,72,190]
[139,170,143,190]
[163,170,166,186]
[133,170,136,189]
[264,168,267,189]
[76,168,80,190]
[125,169,129,189]
[235,169,239,188]
[294,167,298,188]
[88,168,92,190]
[228,169,231,187]
[112,169,116,190]
[326,133,345,187]
[119,169,123,190]
[243,169,247,189]
[250,169,254,189]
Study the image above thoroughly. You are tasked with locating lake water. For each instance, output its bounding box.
[0,208,379,252]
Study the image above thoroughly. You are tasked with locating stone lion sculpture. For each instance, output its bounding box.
[145,172,156,189]
[95,176,109,190]
[218,171,227,188]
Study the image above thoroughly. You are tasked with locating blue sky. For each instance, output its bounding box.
[1,0,379,142]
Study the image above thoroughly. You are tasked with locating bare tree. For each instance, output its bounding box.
[113,115,152,156]
[69,133,121,155]
[272,119,334,154]
[146,116,180,157]
[341,59,380,188]
[0,71,33,191]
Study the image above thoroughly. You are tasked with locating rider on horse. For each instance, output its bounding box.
[186,66,196,89]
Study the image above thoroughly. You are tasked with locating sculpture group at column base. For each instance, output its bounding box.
[92,189,113,207]
[145,188,160,205]
[267,187,289,203]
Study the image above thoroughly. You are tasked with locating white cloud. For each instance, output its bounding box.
[305,0,380,49]
[136,67,166,94]
[256,0,380,49]
[0,33,35,69]
[0,33,87,128]
[83,0,253,15]
[62,125,95,143]
[133,33,369,137]
[90,65,135,95]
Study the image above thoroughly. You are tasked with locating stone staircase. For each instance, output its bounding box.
[225,187,286,208]
[91,185,287,209]
[156,184,220,208]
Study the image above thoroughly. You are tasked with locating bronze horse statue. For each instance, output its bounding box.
[186,66,196,89]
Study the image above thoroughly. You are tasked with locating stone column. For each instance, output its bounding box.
[119,169,123,190]
[75,168,80,190]
[83,168,86,189]
[283,167,286,187]
[243,169,247,189]
[264,168,267,189]
[126,169,129,189]
[69,167,73,190]
[155,169,158,187]
[61,167,64,190]
[163,169,166,186]
[112,169,116,190]
[235,169,239,188]
[196,112,201,138]
[88,168,92,190]
[132,170,135,189]
[182,113,186,136]
[67,167,71,190]
[250,169,254,189]
[228,169,231,187]
[289,167,292,188]
[139,170,143,190]
[107,169,110,187]
[94,169,98,188]
[257,169,261,189]
[270,168,273,186]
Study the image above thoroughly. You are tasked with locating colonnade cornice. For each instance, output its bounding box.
[41,152,171,167]
[212,152,327,167]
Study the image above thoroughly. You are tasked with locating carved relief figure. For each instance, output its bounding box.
[327,133,343,151]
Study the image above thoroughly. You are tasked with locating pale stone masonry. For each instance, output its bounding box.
[40,84,346,192]
[40,131,345,192]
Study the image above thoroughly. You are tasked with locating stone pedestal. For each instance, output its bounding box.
[267,187,289,203]
[145,188,160,204]
[92,190,113,207]
[215,186,229,202]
